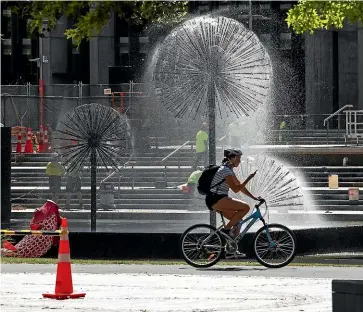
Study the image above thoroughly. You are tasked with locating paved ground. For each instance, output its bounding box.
[1,264,362,312]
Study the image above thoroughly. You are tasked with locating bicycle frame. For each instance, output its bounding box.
[216,201,275,246]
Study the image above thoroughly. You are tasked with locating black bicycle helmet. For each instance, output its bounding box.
[224,149,242,158]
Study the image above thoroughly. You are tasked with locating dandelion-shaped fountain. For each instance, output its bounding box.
[152,15,272,225]
[232,156,304,213]
[56,103,132,231]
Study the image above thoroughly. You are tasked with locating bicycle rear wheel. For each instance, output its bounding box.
[180,224,224,268]
[253,223,297,268]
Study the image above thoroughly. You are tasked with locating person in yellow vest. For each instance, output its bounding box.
[193,122,208,169]
[45,153,65,204]
[279,117,288,144]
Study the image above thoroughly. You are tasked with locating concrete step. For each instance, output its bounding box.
[11,202,193,210]
[10,187,183,194]
[302,182,363,187]
[10,176,187,183]
[313,200,363,205]
[313,194,363,200]
[308,205,363,210]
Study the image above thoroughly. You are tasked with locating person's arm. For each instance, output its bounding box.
[239,185,258,200]
[45,162,52,175]
[226,172,259,200]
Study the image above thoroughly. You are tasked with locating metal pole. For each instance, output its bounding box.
[338,114,340,135]
[39,35,45,127]
[249,0,253,30]
[27,82,30,128]
[90,149,97,231]
[2,95,7,127]
[208,69,216,228]
[79,81,83,106]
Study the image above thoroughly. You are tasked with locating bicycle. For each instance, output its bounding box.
[180,199,297,268]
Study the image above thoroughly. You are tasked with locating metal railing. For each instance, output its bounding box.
[345,110,363,145]
[161,140,192,163]
[324,105,353,144]
[99,160,132,198]
[161,140,192,185]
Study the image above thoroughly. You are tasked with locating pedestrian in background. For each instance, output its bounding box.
[65,166,83,210]
[279,116,288,144]
[193,122,208,169]
[45,153,65,203]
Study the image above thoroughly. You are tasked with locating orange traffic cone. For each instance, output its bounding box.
[43,127,49,153]
[23,128,34,154]
[39,125,44,152]
[16,130,22,153]
[42,218,86,300]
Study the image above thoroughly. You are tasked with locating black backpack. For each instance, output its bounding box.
[197,165,225,195]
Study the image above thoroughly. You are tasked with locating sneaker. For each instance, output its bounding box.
[225,250,247,259]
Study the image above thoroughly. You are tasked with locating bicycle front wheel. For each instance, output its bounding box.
[180,224,224,268]
[253,223,297,268]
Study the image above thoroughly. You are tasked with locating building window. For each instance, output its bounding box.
[198,4,209,13]
[139,37,149,54]
[280,3,292,10]
[280,33,291,50]
[238,3,249,12]
[119,37,129,66]
[259,33,271,44]
[2,38,12,55]
[139,37,149,64]
[22,38,31,56]
[2,9,12,37]
[258,3,271,10]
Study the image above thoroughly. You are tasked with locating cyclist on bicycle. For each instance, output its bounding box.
[206,149,261,239]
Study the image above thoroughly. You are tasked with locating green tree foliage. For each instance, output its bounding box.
[5,1,188,45]
[286,0,363,34]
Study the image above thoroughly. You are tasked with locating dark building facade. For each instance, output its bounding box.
[1,1,362,114]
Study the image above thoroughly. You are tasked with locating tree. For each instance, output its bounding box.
[286,0,363,34]
[5,1,188,45]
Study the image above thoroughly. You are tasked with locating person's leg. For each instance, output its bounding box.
[53,193,59,203]
[65,177,71,208]
[218,210,244,236]
[77,192,83,207]
[66,193,71,208]
[54,176,61,205]
[74,177,83,207]
[193,152,202,169]
[49,176,57,203]
[202,151,208,166]
[213,197,249,229]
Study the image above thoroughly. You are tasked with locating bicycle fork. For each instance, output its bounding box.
[260,218,276,248]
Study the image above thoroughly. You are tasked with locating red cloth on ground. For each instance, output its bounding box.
[1,200,62,258]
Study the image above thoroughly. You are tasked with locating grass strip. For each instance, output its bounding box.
[1,257,361,267]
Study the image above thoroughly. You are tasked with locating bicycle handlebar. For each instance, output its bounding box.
[255,198,266,208]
